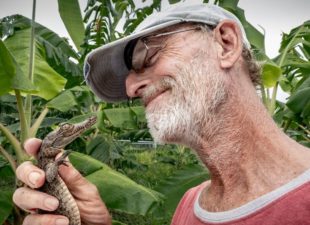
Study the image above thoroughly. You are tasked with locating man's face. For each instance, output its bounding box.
[126,25,228,145]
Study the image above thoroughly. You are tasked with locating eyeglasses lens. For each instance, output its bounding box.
[132,39,148,71]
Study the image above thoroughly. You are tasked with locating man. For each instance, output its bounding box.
[13,3,310,225]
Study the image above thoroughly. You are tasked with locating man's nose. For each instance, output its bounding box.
[125,70,152,98]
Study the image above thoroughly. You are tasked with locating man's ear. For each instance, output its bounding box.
[213,20,243,69]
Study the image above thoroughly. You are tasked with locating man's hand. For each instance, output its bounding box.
[13,138,112,225]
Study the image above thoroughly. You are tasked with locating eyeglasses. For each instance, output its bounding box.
[130,27,202,72]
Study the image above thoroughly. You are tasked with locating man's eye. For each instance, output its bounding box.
[145,48,161,67]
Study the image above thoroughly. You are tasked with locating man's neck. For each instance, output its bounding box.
[193,79,310,212]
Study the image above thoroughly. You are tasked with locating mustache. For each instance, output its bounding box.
[141,77,175,106]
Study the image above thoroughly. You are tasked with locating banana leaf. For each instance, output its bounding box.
[70,151,164,216]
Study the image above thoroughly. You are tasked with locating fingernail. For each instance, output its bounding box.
[28,171,41,186]
[56,218,69,225]
[44,197,59,210]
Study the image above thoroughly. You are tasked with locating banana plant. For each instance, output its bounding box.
[215,0,309,144]
[273,21,310,145]
[0,1,164,224]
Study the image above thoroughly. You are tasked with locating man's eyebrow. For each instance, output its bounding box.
[142,35,168,45]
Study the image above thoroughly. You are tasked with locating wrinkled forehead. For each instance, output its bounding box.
[138,22,214,48]
[124,22,206,66]
[144,22,209,38]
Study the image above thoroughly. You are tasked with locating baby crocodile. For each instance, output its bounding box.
[37,116,97,225]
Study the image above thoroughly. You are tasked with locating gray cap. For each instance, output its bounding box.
[84,3,250,102]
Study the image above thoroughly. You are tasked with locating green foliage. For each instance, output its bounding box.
[287,87,310,117]
[5,28,67,100]
[155,164,209,215]
[262,63,282,88]
[0,40,15,95]
[0,37,36,95]
[271,20,310,143]
[168,0,182,4]
[0,157,15,224]
[81,0,161,58]
[46,89,78,112]
[58,0,85,51]
[70,151,164,215]
[1,14,81,76]
[216,0,265,51]
[116,145,205,224]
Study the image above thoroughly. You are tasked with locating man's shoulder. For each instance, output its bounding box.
[172,180,211,224]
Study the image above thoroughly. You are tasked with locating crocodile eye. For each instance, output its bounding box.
[60,123,71,130]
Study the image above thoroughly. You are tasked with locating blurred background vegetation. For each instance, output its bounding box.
[0,0,309,224]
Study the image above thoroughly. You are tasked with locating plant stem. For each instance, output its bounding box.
[0,122,27,163]
[0,145,17,173]
[283,119,292,132]
[25,0,37,131]
[264,88,271,112]
[15,90,29,143]
[29,107,49,137]
[269,83,279,116]
[260,83,268,107]
[297,124,310,136]
[0,145,17,172]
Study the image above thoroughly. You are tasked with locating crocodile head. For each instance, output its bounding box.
[44,116,97,149]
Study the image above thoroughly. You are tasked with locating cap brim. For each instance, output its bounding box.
[84,20,183,102]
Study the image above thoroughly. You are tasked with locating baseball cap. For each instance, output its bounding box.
[84,3,250,102]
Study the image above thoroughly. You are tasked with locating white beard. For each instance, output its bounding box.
[144,55,227,146]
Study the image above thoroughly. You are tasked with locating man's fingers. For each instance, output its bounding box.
[13,187,59,212]
[58,163,96,195]
[23,214,69,225]
[24,138,42,156]
[16,161,45,188]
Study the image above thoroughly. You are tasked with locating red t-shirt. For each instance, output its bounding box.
[171,169,310,225]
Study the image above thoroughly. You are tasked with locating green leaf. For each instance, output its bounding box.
[1,15,81,79]
[286,87,310,117]
[2,15,79,58]
[69,152,164,215]
[261,63,282,88]
[243,22,265,51]
[112,220,127,225]
[168,0,182,4]
[46,90,77,112]
[58,0,85,51]
[295,75,310,92]
[275,20,310,134]
[155,164,209,214]
[218,0,239,9]
[301,102,310,118]
[0,38,37,94]
[0,40,15,96]
[86,136,124,164]
[4,28,67,100]
[104,108,137,129]
[130,106,146,123]
[0,165,15,224]
[217,2,265,51]
[278,21,310,67]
